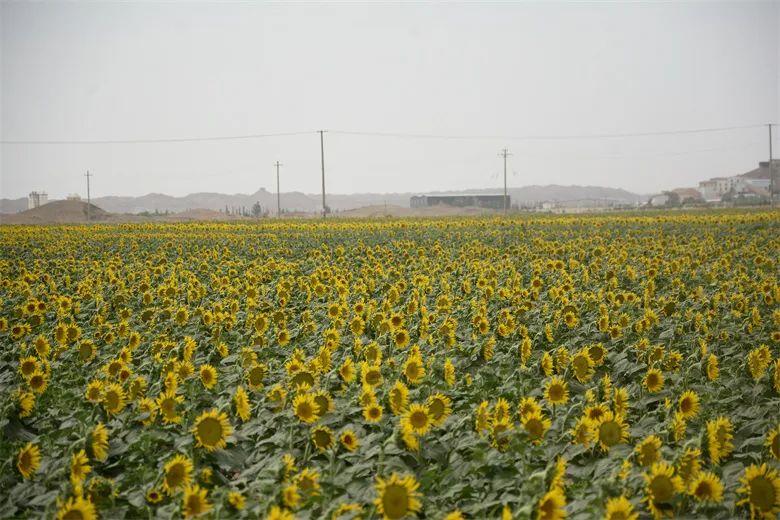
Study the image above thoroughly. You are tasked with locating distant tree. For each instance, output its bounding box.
[662,191,681,207]
[252,201,263,217]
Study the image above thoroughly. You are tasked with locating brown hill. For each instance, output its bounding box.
[0,200,111,224]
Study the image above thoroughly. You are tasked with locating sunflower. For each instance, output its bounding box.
[604,495,638,520]
[570,416,594,447]
[706,353,719,381]
[138,397,158,425]
[519,396,542,419]
[426,393,452,426]
[584,403,609,423]
[402,403,432,436]
[182,484,212,518]
[56,495,97,520]
[361,362,383,387]
[282,483,301,508]
[403,355,425,385]
[643,462,683,519]
[340,430,359,452]
[70,449,91,487]
[394,329,410,348]
[157,389,184,424]
[247,363,267,390]
[290,369,315,389]
[233,385,251,422]
[163,454,193,495]
[363,402,384,423]
[89,422,109,461]
[475,401,491,435]
[102,383,126,415]
[295,467,321,495]
[635,435,662,467]
[192,409,232,452]
[493,398,511,423]
[311,425,335,452]
[339,357,356,383]
[267,505,295,520]
[443,358,456,386]
[313,390,334,416]
[17,442,41,479]
[706,416,734,464]
[292,393,319,423]
[18,356,39,379]
[374,473,422,520]
[588,343,607,366]
[491,418,515,451]
[766,425,780,460]
[737,464,780,519]
[17,390,35,418]
[688,471,723,503]
[146,488,163,503]
[644,368,664,393]
[199,364,218,389]
[676,447,702,485]
[544,376,569,406]
[677,390,700,420]
[389,380,410,415]
[536,487,566,520]
[571,349,595,383]
[522,409,551,445]
[595,411,629,452]
[28,370,48,394]
[227,490,245,510]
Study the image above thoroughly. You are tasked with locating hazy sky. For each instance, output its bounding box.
[1,1,779,199]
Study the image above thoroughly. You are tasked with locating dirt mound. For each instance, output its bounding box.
[0,200,111,224]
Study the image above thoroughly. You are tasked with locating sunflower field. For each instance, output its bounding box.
[1,210,779,520]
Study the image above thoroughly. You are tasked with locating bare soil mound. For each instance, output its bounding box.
[0,200,111,224]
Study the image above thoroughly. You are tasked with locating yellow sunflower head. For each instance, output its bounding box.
[191,409,232,452]
[737,463,780,519]
[374,473,422,520]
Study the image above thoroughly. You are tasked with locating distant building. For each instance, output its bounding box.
[671,188,704,204]
[410,193,509,210]
[698,160,778,201]
[66,194,81,201]
[28,191,48,209]
[649,193,670,207]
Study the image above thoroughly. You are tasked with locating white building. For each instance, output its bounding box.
[28,191,48,209]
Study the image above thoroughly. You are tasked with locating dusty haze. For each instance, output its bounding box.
[1,2,779,200]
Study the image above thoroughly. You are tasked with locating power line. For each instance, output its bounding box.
[0,124,767,145]
[329,124,764,141]
[0,131,315,145]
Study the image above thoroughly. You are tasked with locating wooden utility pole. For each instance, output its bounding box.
[319,130,327,218]
[499,148,512,214]
[275,161,283,217]
[84,170,92,222]
[769,123,775,206]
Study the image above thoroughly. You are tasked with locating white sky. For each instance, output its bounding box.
[1,1,778,199]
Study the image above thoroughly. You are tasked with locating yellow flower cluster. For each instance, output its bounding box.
[1,210,778,518]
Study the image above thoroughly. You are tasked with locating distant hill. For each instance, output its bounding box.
[1,185,643,215]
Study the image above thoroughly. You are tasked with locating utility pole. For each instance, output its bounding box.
[84,170,92,222]
[275,161,283,217]
[499,148,512,214]
[769,123,775,206]
[319,130,327,218]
